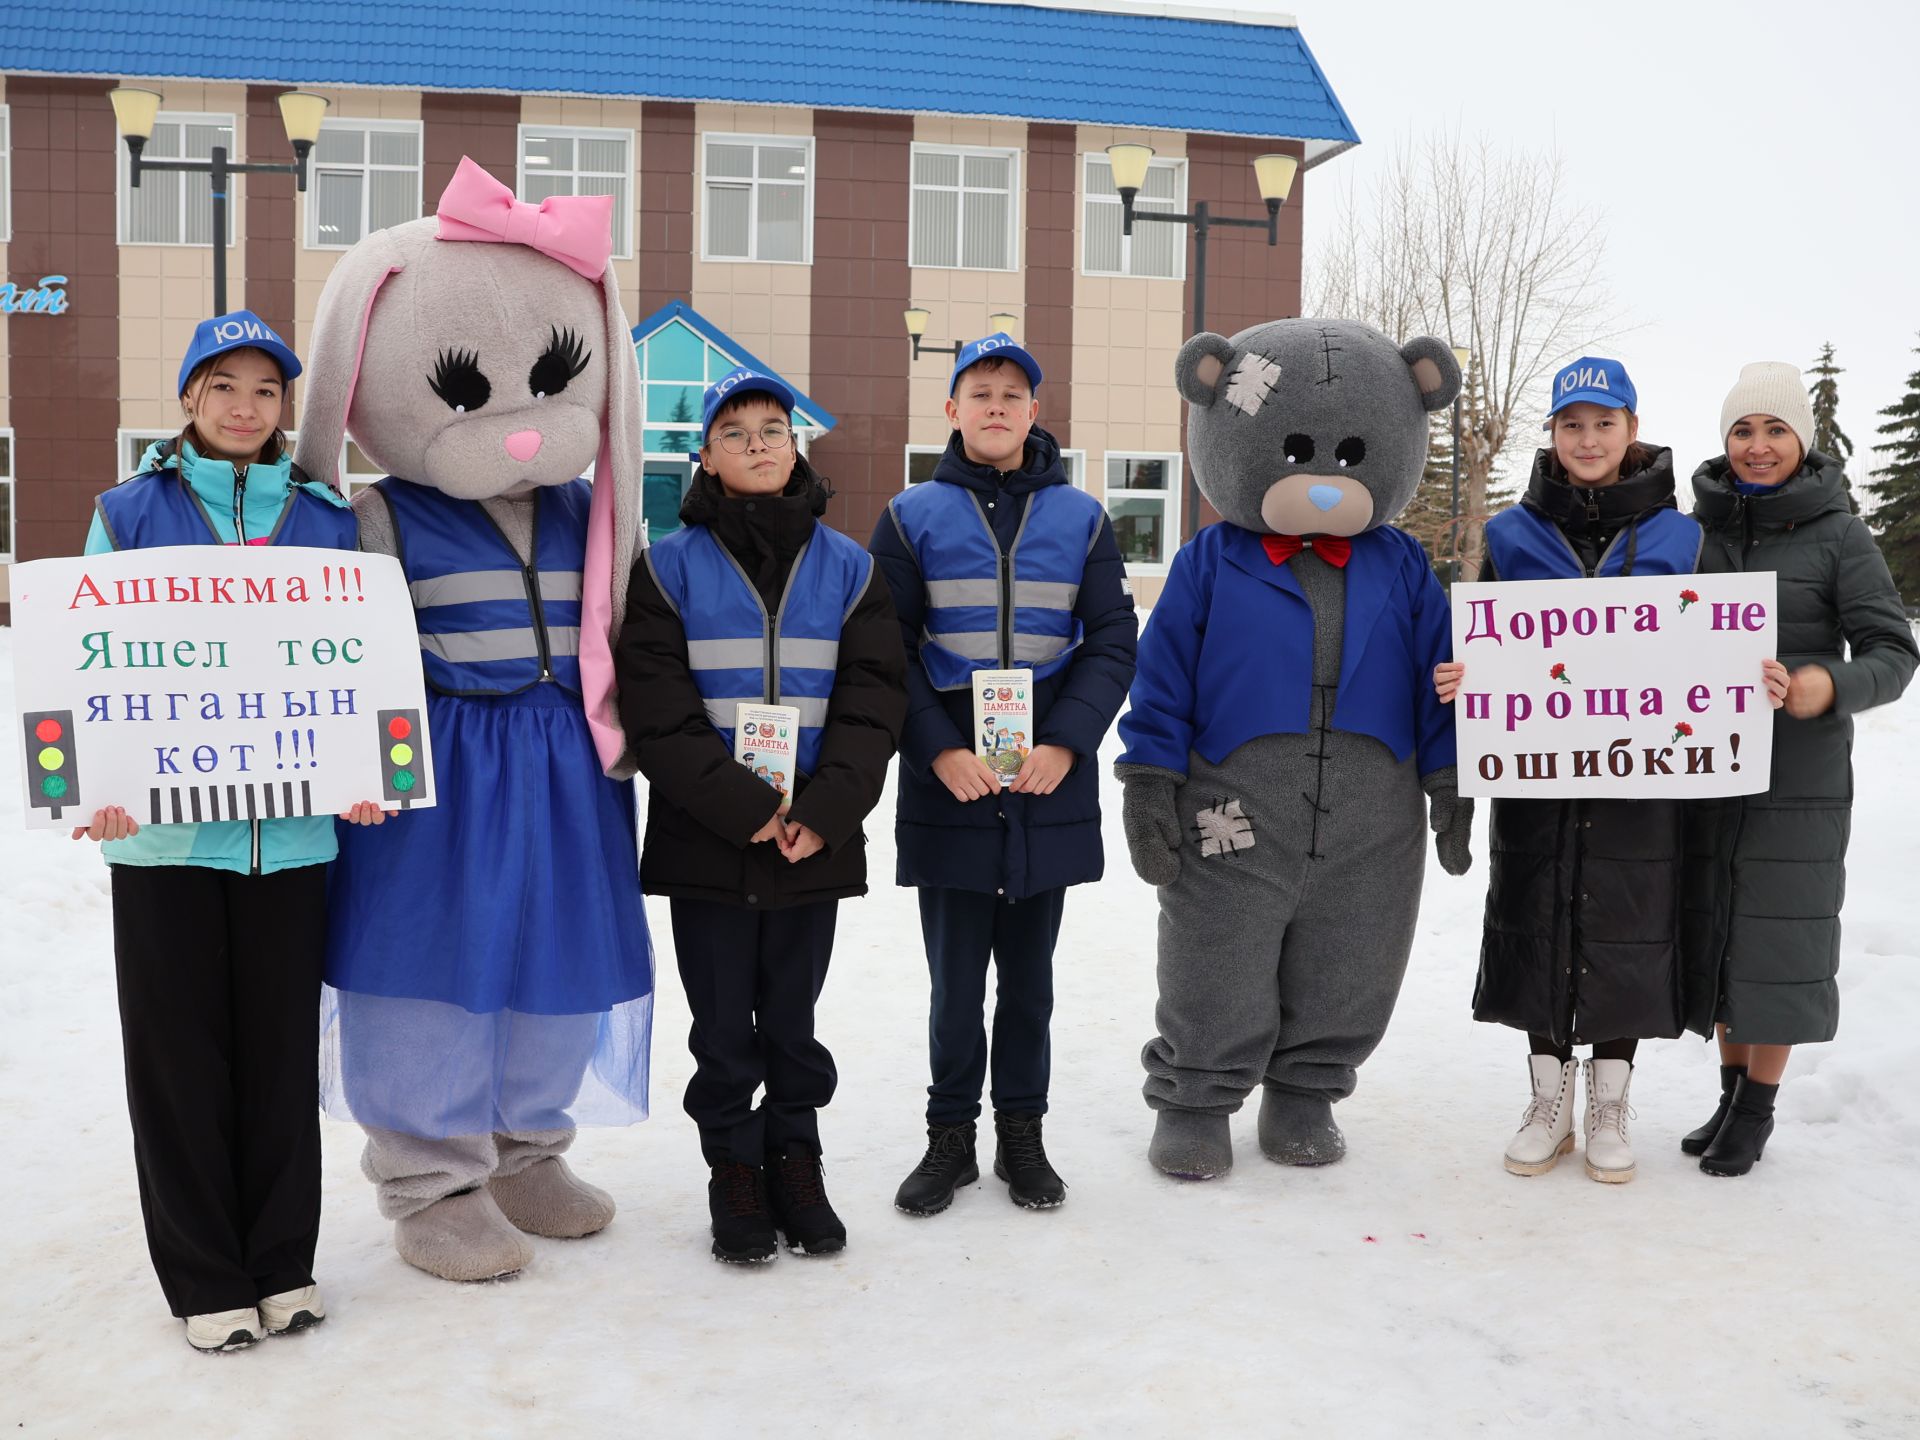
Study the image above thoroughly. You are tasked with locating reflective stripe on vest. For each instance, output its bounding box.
[1486,504,1703,582]
[96,471,357,553]
[379,477,590,698]
[889,480,1099,690]
[645,521,872,774]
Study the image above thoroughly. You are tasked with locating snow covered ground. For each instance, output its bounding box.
[3,624,1917,1438]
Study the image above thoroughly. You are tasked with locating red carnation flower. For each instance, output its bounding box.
[1549,662,1571,684]
[1672,721,1694,742]
[1679,589,1700,613]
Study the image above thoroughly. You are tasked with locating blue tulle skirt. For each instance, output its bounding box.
[321,686,653,1137]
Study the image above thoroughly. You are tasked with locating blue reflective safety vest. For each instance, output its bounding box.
[96,466,357,553]
[886,478,1102,690]
[378,478,588,698]
[1485,504,1703,581]
[644,521,873,775]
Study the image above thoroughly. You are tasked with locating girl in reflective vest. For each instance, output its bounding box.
[73,312,375,1351]
[618,368,905,1263]
[1432,355,1781,1185]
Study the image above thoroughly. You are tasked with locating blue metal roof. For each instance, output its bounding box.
[13,0,1358,145]
[633,301,839,432]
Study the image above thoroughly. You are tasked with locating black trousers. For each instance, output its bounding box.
[669,897,838,1166]
[109,863,326,1317]
[920,886,1065,1125]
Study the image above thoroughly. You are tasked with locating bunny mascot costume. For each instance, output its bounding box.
[296,158,653,1281]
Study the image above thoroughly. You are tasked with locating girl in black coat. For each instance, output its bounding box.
[1435,356,1735,1185]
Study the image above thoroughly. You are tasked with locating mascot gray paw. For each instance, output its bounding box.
[1118,766,1184,887]
[1257,1086,1346,1166]
[1149,1108,1233,1180]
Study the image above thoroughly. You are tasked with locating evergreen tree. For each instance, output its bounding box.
[1862,340,1920,602]
[1808,342,1858,512]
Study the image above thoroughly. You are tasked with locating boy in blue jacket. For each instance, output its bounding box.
[869,334,1138,1215]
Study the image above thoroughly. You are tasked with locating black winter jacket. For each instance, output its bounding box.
[1680,452,1916,1043]
[1472,448,1695,1044]
[616,458,907,909]
[868,426,1138,899]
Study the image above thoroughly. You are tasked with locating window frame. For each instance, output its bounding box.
[516,123,636,261]
[0,105,12,244]
[907,142,1021,273]
[903,443,946,489]
[1102,450,1183,575]
[699,132,816,267]
[116,111,238,248]
[117,428,178,480]
[0,426,14,563]
[340,439,387,496]
[1081,152,1189,282]
[303,117,424,252]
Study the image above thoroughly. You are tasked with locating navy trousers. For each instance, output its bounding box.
[919,886,1066,1124]
[670,897,838,1165]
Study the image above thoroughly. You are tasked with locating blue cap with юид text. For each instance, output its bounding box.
[949,332,1042,395]
[1545,355,1636,424]
[178,310,302,395]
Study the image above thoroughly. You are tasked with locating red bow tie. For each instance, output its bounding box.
[1262,533,1352,568]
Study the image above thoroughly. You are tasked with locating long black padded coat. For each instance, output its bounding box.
[1680,452,1916,1044]
[1471,449,1700,1045]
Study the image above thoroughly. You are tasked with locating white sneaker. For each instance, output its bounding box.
[1503,1055,1577,1176]
[1583,1058,1636,1183]
[185,1307,263,1352]
[260,1284,326,1334]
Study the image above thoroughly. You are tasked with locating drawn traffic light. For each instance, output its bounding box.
[376,709,426,807]
[24,710,79,820]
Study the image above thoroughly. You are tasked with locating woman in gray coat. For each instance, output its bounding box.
[1682,362,1917,1176]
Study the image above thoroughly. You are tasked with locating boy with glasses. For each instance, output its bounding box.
[617,367,906,1261]
[869,334,1138,1215]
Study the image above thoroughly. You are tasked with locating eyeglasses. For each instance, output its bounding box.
[713,421,793,454]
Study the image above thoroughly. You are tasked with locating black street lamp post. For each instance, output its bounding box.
[1106,143,1298,543]
[110,87,330,317]
[1448,344,1470,585]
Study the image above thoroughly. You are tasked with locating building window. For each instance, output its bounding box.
[1104,453,1180,571]
[1083,154,1186,281]
[341,440,386,495]
[307,120,422,250]
[118,113,236,246]
[119,430,176,479]
[904,445,945,487]
[0,106,11,243]
[910,145,1018,271]
[702,134,813,265]
[0,429,13,563]
[519,127,633,259]
[1060,449,1087,489]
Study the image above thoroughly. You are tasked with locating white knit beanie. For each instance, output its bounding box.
[1720,361,1815,454]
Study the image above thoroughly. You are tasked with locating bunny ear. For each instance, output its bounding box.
[578,261,646,779]
[294,225,417,490]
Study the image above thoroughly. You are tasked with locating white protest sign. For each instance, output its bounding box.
[1451,573,1777,799]
[11,545,434,830]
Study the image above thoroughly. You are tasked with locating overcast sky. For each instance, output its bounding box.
[1161,0,1919,483]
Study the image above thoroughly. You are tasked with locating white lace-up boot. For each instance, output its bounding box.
[1583,1058,1636,1183]
[1503,1055,1577,1176]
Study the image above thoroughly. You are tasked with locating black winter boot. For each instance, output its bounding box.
[893,1121,979,1216]
[993,1112,1066,1209]
[765,1147,847,1256]
[1680,1064,1747,1156]
[707,1162,777,1263]
[1699,1077,1778,1177]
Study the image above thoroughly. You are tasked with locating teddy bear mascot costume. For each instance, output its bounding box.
[1116,318,1473,1181]
[295,157,653,1279]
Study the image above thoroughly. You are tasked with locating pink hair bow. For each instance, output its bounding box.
[435,155,614,281]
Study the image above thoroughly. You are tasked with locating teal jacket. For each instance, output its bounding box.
[84,440,356,874]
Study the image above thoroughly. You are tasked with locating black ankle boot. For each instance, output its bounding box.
[1681,1065,1747,1156]
[765,1147,847,1256]
[1699,1077,1778,1177]
[894,1121,979,1217]
[707,1161,777,1263]
[993,1112,1066,1209]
